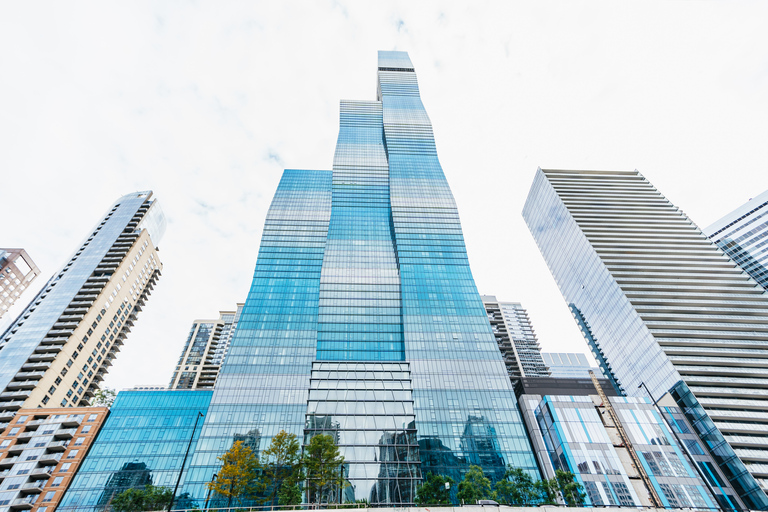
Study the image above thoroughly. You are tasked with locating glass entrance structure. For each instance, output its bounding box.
[182,51,538,506]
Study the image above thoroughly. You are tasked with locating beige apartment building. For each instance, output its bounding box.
[0,249,41,320]
[0,192,165,419]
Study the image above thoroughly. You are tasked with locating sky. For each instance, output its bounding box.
[1,1,767,391]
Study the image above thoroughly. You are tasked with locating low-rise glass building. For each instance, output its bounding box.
[57,389,211,512]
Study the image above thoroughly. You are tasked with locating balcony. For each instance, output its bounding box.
[0,390,31,401]
[13,371,44,380]
[61,416,82,428]
[0,401,26,410]
[16,431,35,440]
[38,453,62,465]
[6,381,38,391]
[0,456,19,466]
[53,429,76,439]
[28,467,54,479]
[10,495,38,509]
[27,353,55,363]
[46,440,69,452]
[20,481,46,494]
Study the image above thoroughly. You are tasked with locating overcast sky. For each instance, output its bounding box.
[1,1,767,391]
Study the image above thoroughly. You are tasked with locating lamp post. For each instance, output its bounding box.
[168,411,204,512]
[638,383,721,510]
[204,473,218,510]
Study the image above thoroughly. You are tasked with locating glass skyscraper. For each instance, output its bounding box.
[704,189,768,291]
[523,168,768,510]
[182,51,538,505]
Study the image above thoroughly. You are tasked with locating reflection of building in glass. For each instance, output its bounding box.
[0,192,164,418]
[704,189,768,291]
[568,304,625,395]
[370,429,418,504]
[233,427,261,457]
[523,169,768,509]
[96,461,153,510]
[182,51,538,506]
[460,415,506,483]
[57,389,211,512]
[518,382,742,510]
[0,248,40,319]
[482,296,549,383]
[169,305,244,390]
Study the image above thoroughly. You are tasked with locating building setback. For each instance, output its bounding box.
[481,296,549,382]
[523,168,768,509]
[704,189,768,291]
[0,407,108,512]
[0,249,40,319]
[168,305,243,390]
[0,192,164,418]
[540,352,596,379]
[178,51,539,506]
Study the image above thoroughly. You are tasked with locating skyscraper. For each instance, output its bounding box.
[481,296,549,382]
[0,248,40,319]
[0,192,165,418]
[523,168,768,509]
[540,352,596,379]
[183,52,538,505]
[704,189,768,291]
[169,305,243,390]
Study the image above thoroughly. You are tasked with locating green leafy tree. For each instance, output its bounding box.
[256,430,303,505]
[91,387,117,408]
[554,469,585,506]
[110,484,172,511]
[303,434,345,504]
[207,440,259,508]
[415,473,454,505]
[494,466,539,505]
[535,476,559,505]
[456,465,492,504]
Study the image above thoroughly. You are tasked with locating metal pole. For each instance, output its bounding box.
[168,411,204,511]
[204,473,218,510]
[638,382,721,511]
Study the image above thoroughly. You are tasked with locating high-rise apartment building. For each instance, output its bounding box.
[481,296,549,382]
[523,168,768,509]
[0,407,108,512]
[704,189,768,290]
[0,192,164,419]
[169,304,243,390]
[182,52,538,506]
[0,249,41,319]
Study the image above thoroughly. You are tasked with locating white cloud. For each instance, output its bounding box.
[0,1,766,388]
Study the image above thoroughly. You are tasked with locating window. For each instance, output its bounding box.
[54,377,62,385]
[42,396,50,405]
[8,428,19,436]
[7,484,20,490]
[88,414,97,422]
[81,426,91,434]
[43,491,56,502]
[66,449,78,459]
[0,440,10,448]
[16,469,29,475]
[16,416,27,423]
[59,463,72,472]
[25,455,38,461]
[74,437,85,446]
[60,399,67,407]
[48,386,56,394]
[51,477,63,487]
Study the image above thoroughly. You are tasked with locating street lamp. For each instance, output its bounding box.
[204,473,218,510]
[168,411,204,512]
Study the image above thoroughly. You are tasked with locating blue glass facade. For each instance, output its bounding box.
[180,51,537,505]
[57,389,212,511]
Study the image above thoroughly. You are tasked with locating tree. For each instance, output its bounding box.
[110,484,172,511]
[494,466,539,505]
[456,465,492,504]
[415,473,454,505]
[92,387,117,408]
[207,440,259,508]
[256,430,303,505]
[303,434,345,504]
[554,469,585,507]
